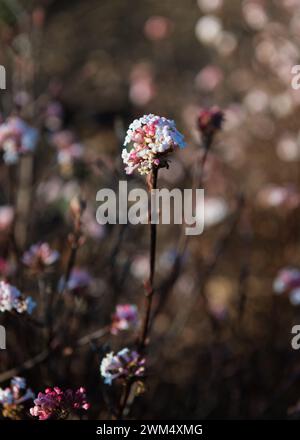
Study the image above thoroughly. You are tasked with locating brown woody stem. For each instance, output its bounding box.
[139,166,158,349]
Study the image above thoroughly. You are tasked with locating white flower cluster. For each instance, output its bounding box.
[100,348,145,385]
[122,114,185,175]
[0,281,36,314]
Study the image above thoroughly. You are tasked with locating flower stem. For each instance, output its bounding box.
[63,211,83,292]
[139,166,158,350]
[118,167,158,419]
[117,380,132,420]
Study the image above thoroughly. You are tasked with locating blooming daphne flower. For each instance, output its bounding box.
[22,242,60,273]
[0,281,36,314]
[111,304,139,335]
[0,377,34,420]
[122,114,185,175]
[0,117,38,164]
[273,267,300,305]
[100,348,145,385]
[30,387,89,420]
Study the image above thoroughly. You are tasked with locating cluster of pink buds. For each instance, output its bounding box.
[273,268,300,305]
[122,114,185,175]
[110,304,139,335]
[0,116,38,164]
[0,281,36,314]
[0,377,34,420]
[100,348,145,385]
[30,386,90,420]
[197,107,224,145]
[22,242,60,273]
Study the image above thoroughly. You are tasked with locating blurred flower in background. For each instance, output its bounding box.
[199,196,229,229]
[30,387,89,420]
[257,184,300,211]
[51,130,84,176]
[0,377,34,420]
[0,117,38,164]
[0,281,36,314]
[129,63,156,107]
[144,16,173,41]
[0,206,14,233]
[273,268,300,305]
[61,268,92,295]
[122,114,185,175]
[195,15,222,46]
[110,304,139,335]
[197,0,223,13]
[22,242,60,273]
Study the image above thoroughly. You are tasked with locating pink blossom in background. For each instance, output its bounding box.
[257,184,300,211]
[197,0,223,13]
[82,208,104,240]
[0,257,15,278]
[111,304,139,335]
[22,242,60,272]
[129,63,156,107]
[144,16,173,41]
[44,101,64,132]
[198,197,229,228]
[195,65,223,92]
[51,130,84,173]
[273,268,300,305]
[0,377,34,419]
[51,130,74,150]
[130,254,149,281]
[61,268,92,294]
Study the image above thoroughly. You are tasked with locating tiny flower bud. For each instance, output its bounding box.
[197,107,224,146]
